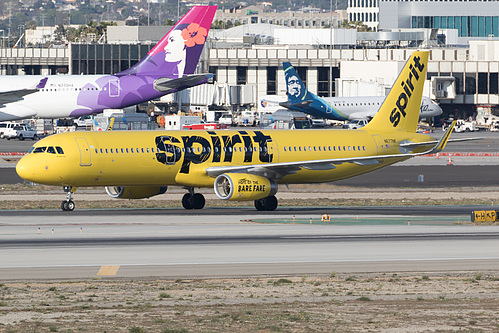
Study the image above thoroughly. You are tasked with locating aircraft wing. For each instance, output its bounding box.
[206,123,457,179]
[0,77,48,105]
[348,111,373,120]
[153,74,214,93]
[0,89,39,104]
[400,137,481,150]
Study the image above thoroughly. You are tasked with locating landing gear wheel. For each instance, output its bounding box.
[61,200,75,211]
[254,199,265,211]
[254,196,278,211]
[190,193,205,210]
[263,195,278,211]
[182,193,193,209]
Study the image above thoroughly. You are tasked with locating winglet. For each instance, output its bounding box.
[429,120,456,153]
[36,77,48,89]
[107,117,115,131]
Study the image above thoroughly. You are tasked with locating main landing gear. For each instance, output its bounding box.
[61,186,75,211]
[254,195,278,211]
[181,188,205,210]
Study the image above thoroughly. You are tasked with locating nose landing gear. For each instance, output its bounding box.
[61,186,75,211]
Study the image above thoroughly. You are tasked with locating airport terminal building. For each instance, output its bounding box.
[1,4,499,120]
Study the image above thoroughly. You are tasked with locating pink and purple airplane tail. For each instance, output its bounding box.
[118,5,217,78]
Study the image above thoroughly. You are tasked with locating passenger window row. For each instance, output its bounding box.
[40,87,101,92]
[95,147,156,154]
[283,145,366,152]
[94,146,267,154]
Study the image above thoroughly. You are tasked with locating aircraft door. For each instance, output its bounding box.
[266,139,279,163]
[75,137,92,166]
[371,135,387,155]
[109,79,120,97]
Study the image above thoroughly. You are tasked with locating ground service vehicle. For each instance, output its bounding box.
[5,124,38,140]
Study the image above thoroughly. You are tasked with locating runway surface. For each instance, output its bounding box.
[1,131,498,280]
[1,211,499,280]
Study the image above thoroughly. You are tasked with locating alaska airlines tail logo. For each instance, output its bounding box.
[283,62,309,103]
[390,55,425,127]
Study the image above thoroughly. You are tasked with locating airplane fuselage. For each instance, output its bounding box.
[0,74,168,121]
[286,95,441,121]
[17,128,433,188]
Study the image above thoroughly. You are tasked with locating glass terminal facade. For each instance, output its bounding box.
[71,44,154,75]
[412,16,499,37]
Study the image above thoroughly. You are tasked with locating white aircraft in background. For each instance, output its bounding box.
[280,62,442,121]
[0,6,217,121]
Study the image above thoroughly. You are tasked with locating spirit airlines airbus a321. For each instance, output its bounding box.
[17,51,458,211]
[0,6,217,121]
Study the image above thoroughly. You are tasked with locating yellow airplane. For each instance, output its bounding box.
[16,51,456,211]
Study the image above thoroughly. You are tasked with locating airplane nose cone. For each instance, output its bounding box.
[435,104,443,116]
[16,156,35,182]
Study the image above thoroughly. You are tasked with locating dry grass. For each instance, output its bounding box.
[1,272,498,332]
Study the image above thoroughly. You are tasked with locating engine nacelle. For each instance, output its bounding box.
[214,173,277,201]
[105,186,167,199]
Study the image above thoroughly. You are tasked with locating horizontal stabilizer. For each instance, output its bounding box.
[153,74,214,93]
[279,100,313,109]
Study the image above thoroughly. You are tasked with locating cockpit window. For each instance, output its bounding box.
[33,147,46,153]
[46,147,56,154]
[56,147,64,154]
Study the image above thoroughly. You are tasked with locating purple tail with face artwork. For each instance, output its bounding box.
[117,6,217,78]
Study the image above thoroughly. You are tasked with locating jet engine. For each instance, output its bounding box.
[214,173,277,201]
[105,186,167,199]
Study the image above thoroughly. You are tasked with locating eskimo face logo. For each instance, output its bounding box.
[287,75,301,98]
[389,55,425,127]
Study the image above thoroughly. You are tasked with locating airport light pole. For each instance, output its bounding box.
[329,0,333,97]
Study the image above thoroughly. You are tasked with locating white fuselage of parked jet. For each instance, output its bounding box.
[0,75,110,121]
[323,95,442,121]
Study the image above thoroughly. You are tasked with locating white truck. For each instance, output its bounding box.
[475,106,499,132]
[0,122,16,139]
[342,119,369,129]
[74,115,94,130]
[236,111,256,126]
[443,119,477,132]
[4,124,38,140]
[218,114,233,126]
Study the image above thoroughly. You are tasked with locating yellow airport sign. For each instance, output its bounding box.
[471,210,498,223]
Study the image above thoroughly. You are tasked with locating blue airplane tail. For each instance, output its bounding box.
[280,62,347,120]
[282,62,314,104]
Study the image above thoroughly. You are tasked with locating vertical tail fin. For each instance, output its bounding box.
[118,6,217,78]
[363,51,429,132]
[283,62,314,104]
